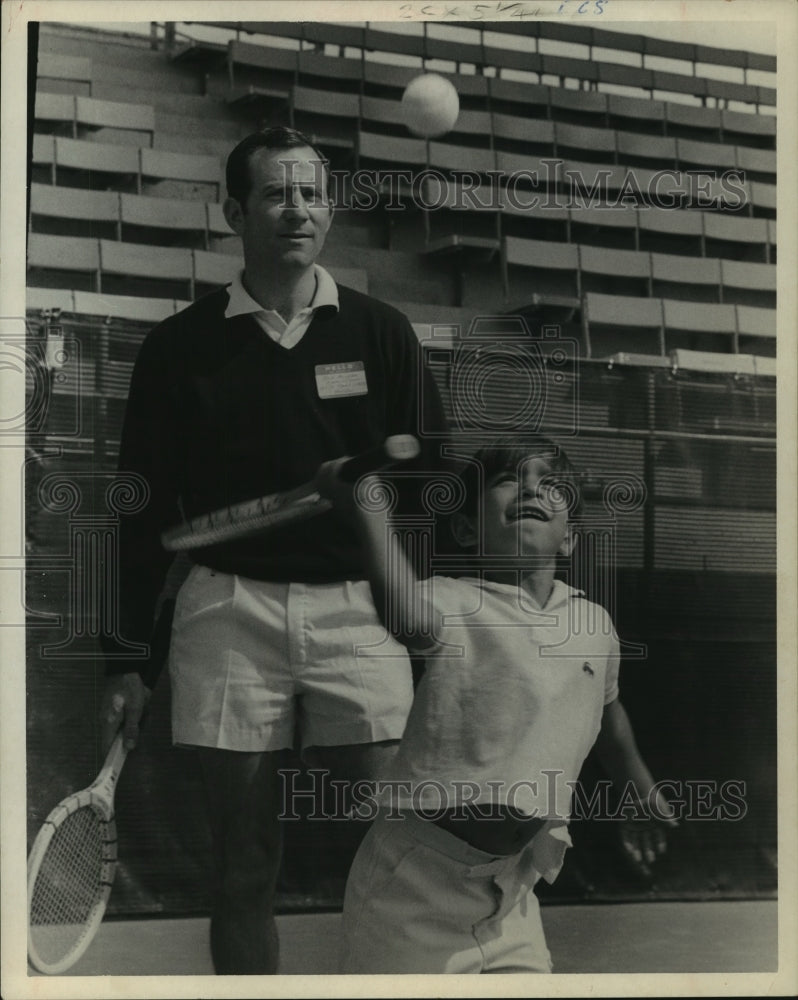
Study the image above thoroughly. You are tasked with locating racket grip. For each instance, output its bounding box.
[338,435,420,482]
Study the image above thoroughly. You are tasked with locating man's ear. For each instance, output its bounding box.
[450,511,478,549]
[558,524,577,558]
[321,201,334,237]
[319,191,334,235]
[223,196,245,236]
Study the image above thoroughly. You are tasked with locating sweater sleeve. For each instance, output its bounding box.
[100,324,181,687]
[384,313,449,475]
[381,313,451,580]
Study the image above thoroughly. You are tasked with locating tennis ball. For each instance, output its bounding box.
[401,73,460,139]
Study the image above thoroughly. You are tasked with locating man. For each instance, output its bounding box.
[99,127,446,974]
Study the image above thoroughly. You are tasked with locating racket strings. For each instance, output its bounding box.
[29,807,111,966]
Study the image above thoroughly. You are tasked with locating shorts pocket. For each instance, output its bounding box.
[352,818,424,900]
[171,565,234,631]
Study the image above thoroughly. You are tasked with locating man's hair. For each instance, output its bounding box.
[225,127,330,208]
[455,434,583,520]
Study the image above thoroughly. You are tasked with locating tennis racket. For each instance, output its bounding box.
[27,732,128,975]
[161,433,420,552]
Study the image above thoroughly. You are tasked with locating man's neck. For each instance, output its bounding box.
[242,266,317,323]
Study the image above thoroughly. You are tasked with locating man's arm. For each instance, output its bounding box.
[383,314,450,528]
[98,327,181,750]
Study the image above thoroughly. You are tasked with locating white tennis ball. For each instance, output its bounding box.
[401,73,460,139]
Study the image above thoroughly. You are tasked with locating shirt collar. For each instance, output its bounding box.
[224,264,339,320]
[459,576,585,611]
[545,578,586,609]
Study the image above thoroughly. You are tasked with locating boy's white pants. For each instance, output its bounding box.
[340,810,553,974]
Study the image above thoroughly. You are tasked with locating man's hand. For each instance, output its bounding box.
[99,672,151,754]
[315,458,382,524]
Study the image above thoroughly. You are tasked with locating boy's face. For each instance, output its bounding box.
[458,455,575,560]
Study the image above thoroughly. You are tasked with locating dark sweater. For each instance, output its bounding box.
[103,284,448,681]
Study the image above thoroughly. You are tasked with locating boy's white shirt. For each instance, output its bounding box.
[371,574,621,884]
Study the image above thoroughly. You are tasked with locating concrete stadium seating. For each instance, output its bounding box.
[29,20,777,365]
[35,91,156,144]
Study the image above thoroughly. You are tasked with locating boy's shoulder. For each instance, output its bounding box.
[426,573,586,607]
[565,589,620,648]
[430,575,617,633]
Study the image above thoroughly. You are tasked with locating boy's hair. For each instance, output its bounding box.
[455,434,583,521]
[225,127,330,208]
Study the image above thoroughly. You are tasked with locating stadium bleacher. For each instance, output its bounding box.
[25,13,779,541]
[26,17,779,516]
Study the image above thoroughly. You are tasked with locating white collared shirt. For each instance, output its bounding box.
[224,265,339,350]
[369,575,621,883]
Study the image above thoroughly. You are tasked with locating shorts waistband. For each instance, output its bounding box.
[194,562,367,590]
[383,809,517,868]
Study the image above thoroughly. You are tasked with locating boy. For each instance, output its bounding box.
[317,435,674,974]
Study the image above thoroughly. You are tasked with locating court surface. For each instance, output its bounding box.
[40,900,777,976]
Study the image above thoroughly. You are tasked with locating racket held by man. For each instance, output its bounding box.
[27,732,128,975]
[161,434,421,551]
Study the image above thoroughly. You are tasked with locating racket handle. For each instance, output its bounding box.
[95,732,128,791]
[338,435,420,482]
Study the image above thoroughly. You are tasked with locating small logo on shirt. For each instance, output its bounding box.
[582,661,594,677]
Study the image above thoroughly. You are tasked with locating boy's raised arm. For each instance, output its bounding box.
[315,463,437,651]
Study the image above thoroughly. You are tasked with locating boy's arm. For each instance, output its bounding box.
[595,697,677,875]
[316,466,438,651]
[595,698,665,805]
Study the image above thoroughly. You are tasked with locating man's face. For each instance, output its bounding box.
[477,456,574,560]
[224,145,333,273]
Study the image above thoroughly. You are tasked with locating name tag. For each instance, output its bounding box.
[315,361,368,399]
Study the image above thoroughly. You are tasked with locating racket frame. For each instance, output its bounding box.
[161,433,421,552]
[27,733,128,975]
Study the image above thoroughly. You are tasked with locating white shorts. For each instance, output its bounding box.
[168,565,414,752]
[340,810,552,974]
